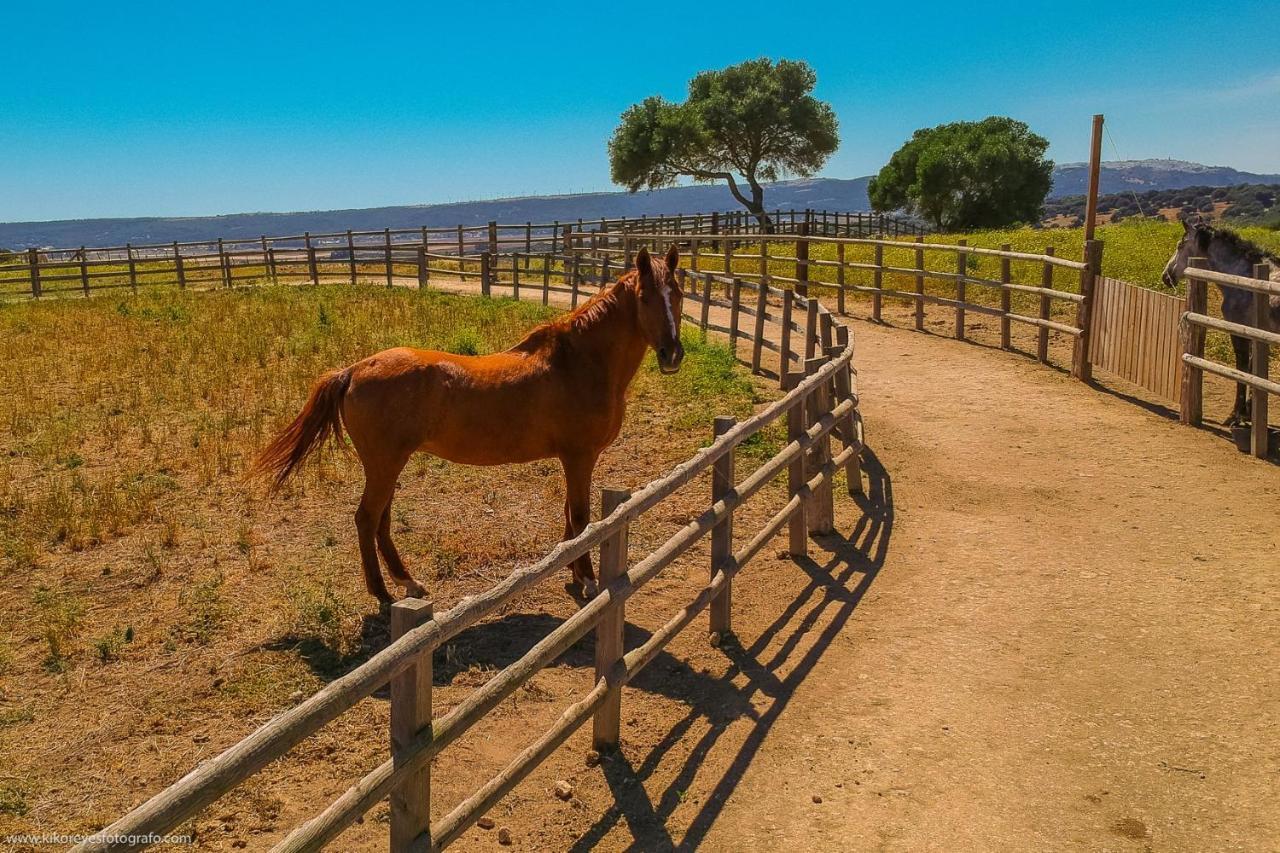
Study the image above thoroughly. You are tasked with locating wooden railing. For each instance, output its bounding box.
[568,229,1102,382]
[1,209,924,300]
[1180,259,1278,457]
[73,256,863,852]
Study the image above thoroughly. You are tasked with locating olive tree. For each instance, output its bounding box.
[608,58,839,229]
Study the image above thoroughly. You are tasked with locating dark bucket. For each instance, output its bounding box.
[1232,424,1280,456]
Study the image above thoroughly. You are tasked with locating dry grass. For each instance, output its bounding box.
[0,283,772,844]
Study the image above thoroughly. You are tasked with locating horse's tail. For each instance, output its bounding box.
[255,368,352,491]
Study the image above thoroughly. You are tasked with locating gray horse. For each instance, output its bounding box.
[1162,217,1280,425]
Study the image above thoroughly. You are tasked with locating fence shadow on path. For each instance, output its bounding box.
[568,447,895,852]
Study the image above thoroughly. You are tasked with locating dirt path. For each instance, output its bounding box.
[687,318,1280,852]
[386,278,1277,851]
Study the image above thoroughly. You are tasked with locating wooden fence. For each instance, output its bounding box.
[1180,260,1278,458]
[567,228,1101,380]
[73,255,864,852]
[1,209,924,300]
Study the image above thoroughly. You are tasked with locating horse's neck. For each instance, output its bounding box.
[1207,237,1280,327]
[562,284,648,389]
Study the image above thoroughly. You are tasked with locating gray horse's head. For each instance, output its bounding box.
[1161,216,1211,288]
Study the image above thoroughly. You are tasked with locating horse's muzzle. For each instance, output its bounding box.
[658,343,685,374]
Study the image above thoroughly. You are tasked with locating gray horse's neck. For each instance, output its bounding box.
[1206,236,1280,330]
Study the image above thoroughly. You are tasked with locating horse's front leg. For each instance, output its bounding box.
[1226,334,1251,426]
[560,452,598,598]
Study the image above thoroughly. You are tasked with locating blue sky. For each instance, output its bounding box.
[4,0,1279,222]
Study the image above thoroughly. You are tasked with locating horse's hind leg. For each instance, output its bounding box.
[354,466,402,604]
[1225,335,1251,425]
[560,452,598,598]
[378,500,428,599]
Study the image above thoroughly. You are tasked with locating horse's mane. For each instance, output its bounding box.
[508,268,644,354]
[1201,221,1280,265]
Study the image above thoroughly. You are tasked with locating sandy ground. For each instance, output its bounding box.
[7,278,1277,852]
[379,283,1279,852]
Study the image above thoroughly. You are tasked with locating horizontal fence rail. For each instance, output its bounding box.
[73,239,865,852]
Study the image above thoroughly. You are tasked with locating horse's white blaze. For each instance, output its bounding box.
[660,280,678,340]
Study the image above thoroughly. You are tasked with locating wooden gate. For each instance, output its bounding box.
[1089,276,1184,402]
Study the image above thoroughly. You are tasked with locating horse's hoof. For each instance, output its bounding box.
[581,579,598,599]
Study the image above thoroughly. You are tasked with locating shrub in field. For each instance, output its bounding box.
[32,585,84,672]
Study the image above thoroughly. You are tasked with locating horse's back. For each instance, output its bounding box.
[343,346,573,465]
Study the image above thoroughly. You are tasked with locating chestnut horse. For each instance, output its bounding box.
[255,245,685,603]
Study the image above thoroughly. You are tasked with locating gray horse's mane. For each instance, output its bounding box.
[1193,219,1280,265]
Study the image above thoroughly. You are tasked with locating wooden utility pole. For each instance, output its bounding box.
[1083,114,1104,241]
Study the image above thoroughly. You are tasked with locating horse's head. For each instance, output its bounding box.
[1162,216,1212,287]
[633,245,685,374]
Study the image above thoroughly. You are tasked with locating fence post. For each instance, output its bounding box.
[1038,246,1055,363]
[593,487,630,750]
[417,246,428,291]
[81,246,91,296]
[805,357,835,535]
[480,253,492,297]
[385,228,394,288]
[710,417,736,645]
[728,279,742,357]
[305,232,318,284]
[914,235,925,330]
[804,297,819,362]
[1252,262,1272,458]
[833,329,863,495]
[779,289,794,387]
[512,254,521,299]
[785,371,808,556]
[128,243,139,292]
[999,244,1012,349]
[954,239,967,340]
[795,222,810,298]
[27,248,41,298]
[487,221,498,258]
[1179,258,1208,426]
[699,274,712,332]
[870,240,880,320]
[342,231,354,284]
[457,224,465,259]
[389,598,433,853]
[570,253,581,308]
[710,211,720,252]
[836,241,846,315]
[751,282,767,375]
[1072,239,1103,382]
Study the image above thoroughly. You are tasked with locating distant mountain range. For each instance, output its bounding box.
[5,160,1279,249]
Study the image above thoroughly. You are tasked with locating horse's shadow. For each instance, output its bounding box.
[268,446,893,849]
[271,596,750,712]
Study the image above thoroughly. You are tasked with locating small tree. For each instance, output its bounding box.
[608,58,839,229]
[868,117,1053,230]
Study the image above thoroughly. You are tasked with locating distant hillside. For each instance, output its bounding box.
[1044,183,1280,227]
[5,159,1279,249]
[1051,159,1280,198]
[0,178,873,249]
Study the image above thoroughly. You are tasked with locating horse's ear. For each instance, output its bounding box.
[665,243,680,271]
[635,246,652,277]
